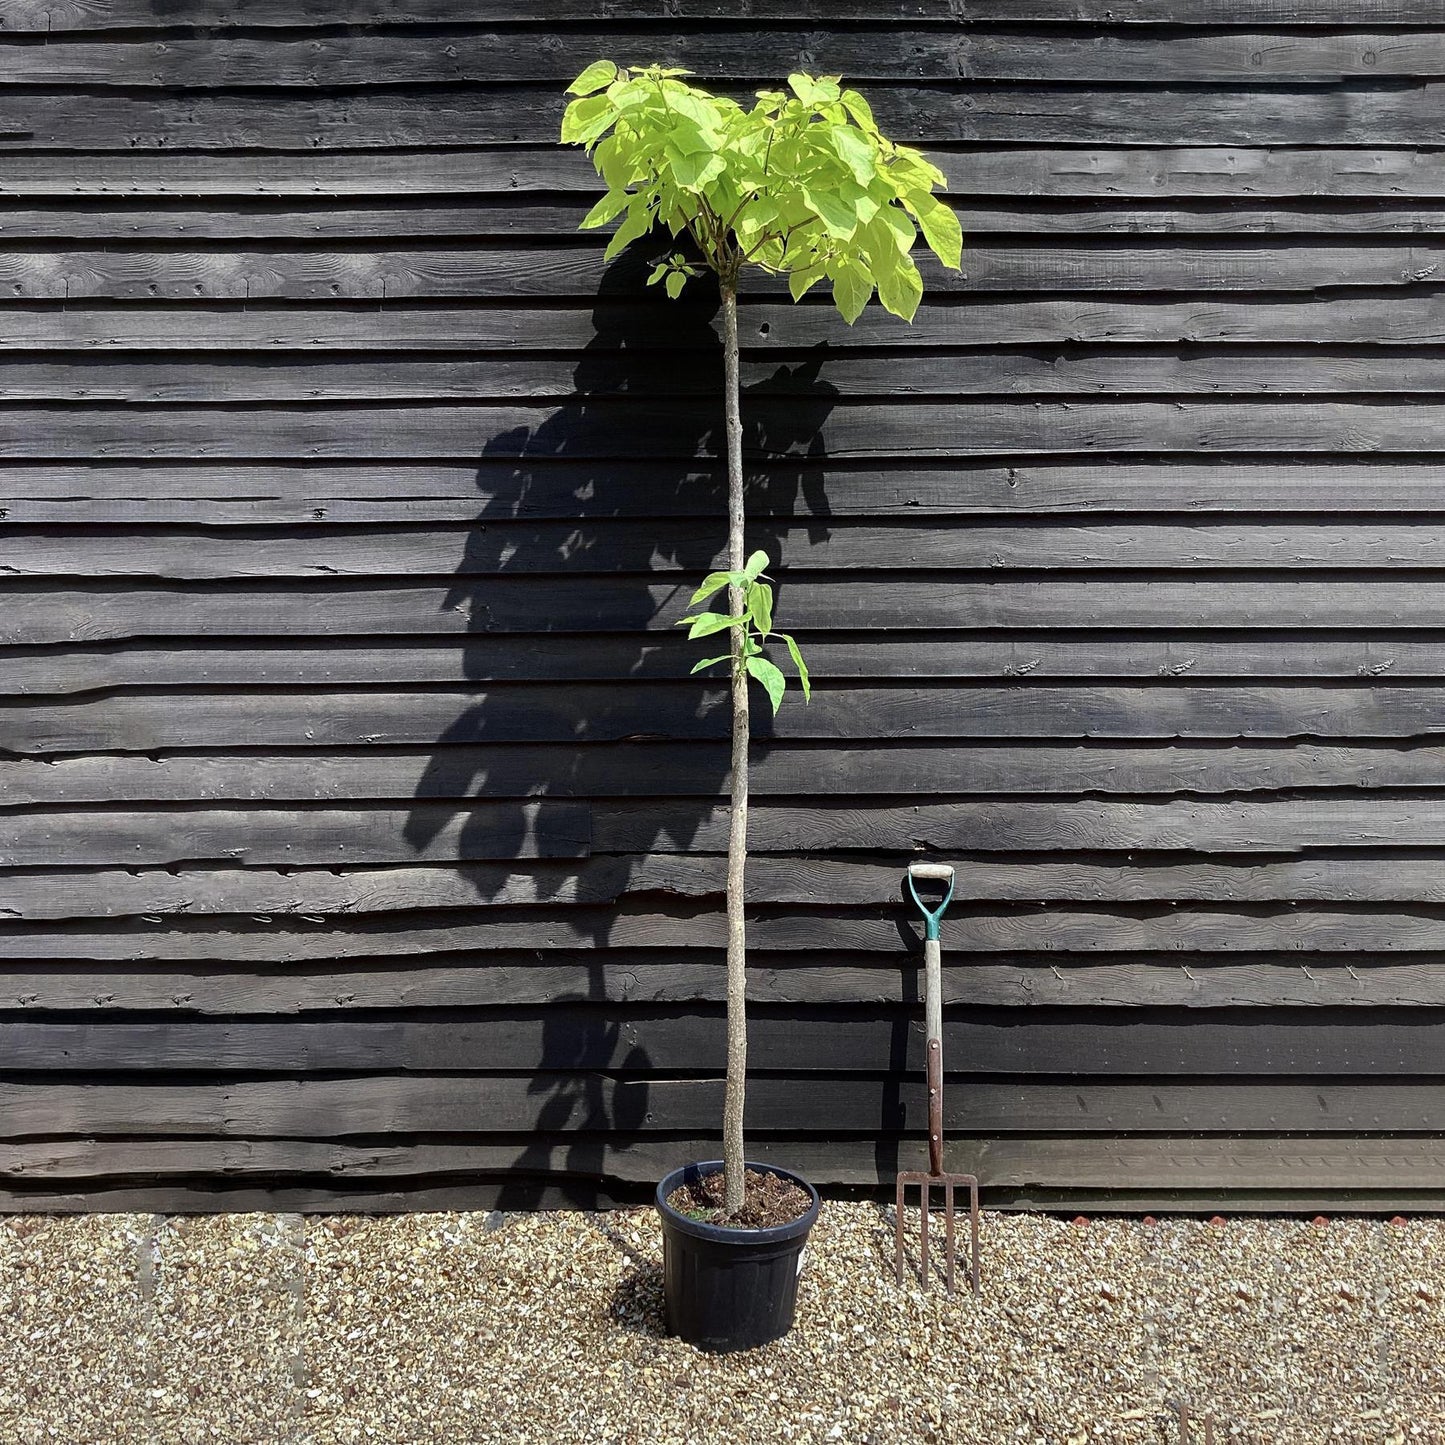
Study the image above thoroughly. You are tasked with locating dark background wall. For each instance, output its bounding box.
[3,0,1445,1211]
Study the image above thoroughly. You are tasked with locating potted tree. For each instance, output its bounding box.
[562,62,961,1351]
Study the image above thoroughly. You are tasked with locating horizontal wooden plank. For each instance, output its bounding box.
[8,399,1445,460]
[0,801,602,866]
[15,853,1445,923]
[7,0,959,34]
[23,904,1445,963]
[15,798,1445,867]
[9,459,1445,521]
[21,295,1445,358]
[11,0,1437,32]
[14,682,1445,757]
[15,635,1445,698]
[0,30,968,88]
[8,84,1445,149]
[21,348,1445,404]
[9,147,1445,200]
[17,681,1445,755]
[22,199,1445,242]
[10,29,1445,89]
[19,577,1445,643]
[8,241,1445,301]
[4,955,1445,1012]
[26,518,1445,580]
[0,1077,1433,1138]
[13,515,1372,579]
[0,1008,1435,1074]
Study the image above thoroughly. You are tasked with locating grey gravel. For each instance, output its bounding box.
[0,1206,1439,1443]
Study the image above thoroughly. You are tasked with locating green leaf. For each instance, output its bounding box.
[840,88,879,135]
[690,654,731,674]
[664,271,687,300]
[747,580,774,634]
[646,263,668,286]
[746,655,787,714]
[829,125,876,185]
[831,260,873,325]
[875,253,923,321]
[742,549,769,582]
[690,569,745,605]
[602,198,655,261]
[876,202,916,256]
[560,92,614,145]
[670,148,725,189]
[579,189,632,231]
[567,59,618,97]
[779,632,812,702]
[801,185,856,240]
[908,191,963,272]
[785,263,826,301]
[683,611,746,640]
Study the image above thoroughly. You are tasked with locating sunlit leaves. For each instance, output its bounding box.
[560,60,961,331]
[676,550,809,715]
[567,59,618,96]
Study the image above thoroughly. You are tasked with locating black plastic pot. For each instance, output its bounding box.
[654,1160,820,1352]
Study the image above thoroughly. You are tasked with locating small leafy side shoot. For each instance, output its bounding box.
[563,61,960,1219]
[681,548,810,716]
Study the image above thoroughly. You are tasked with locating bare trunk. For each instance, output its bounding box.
[720,281,748,1217]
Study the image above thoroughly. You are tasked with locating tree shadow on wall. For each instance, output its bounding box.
[401,248,839,1206]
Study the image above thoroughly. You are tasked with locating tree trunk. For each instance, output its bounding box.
[720,281,748,1217]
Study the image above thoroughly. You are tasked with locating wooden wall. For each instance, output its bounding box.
[4,0,1445,1211]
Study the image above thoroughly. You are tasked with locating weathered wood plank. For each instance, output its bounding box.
[22,200,1445,242]
[16,853,1445,923]
[8,399,1445,460]
[15,635,1445,698]
[9,84,1445,149]
[21,348,1445,403]
[3,956,1445,1011]
[23,904,1445,963]
[10,0,1438,31]
[22,295,1445,357]
[17,577,1445,644]
[0,30,966,88]
[10,147,1445,200]
[0,1008,1434,1074]
[9,459,1445,521]
[17,682,1445,755]
[0,1077,1433,1138]
[10,30,1445,89]
[5,0,959,34]
[14,798,1445,867]
[0,802,600,866]
[8,242,1445,300]
[26,518,1445,580]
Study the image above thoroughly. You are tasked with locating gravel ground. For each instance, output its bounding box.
[0,1205,1439,1444]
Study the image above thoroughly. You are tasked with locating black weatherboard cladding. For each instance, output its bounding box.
[2,0,1444,1211]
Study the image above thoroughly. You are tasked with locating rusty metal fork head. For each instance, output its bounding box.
[895,1170,980,1295]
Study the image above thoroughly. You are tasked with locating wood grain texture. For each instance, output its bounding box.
[11,84,1445,149]
[9,29,1445,88]
[11,146,1445,200]
[0,1008,1434,1074]
[17,852,1445,922]
[19,577,1445,645]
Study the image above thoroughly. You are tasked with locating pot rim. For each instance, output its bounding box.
[655,1159,820,1246]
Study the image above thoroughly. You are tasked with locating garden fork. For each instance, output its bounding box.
[895,861,980,1295]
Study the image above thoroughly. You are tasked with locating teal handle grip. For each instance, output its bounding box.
[906,865,955,942]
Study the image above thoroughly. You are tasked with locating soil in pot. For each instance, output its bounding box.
[665,1166,812,1230]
